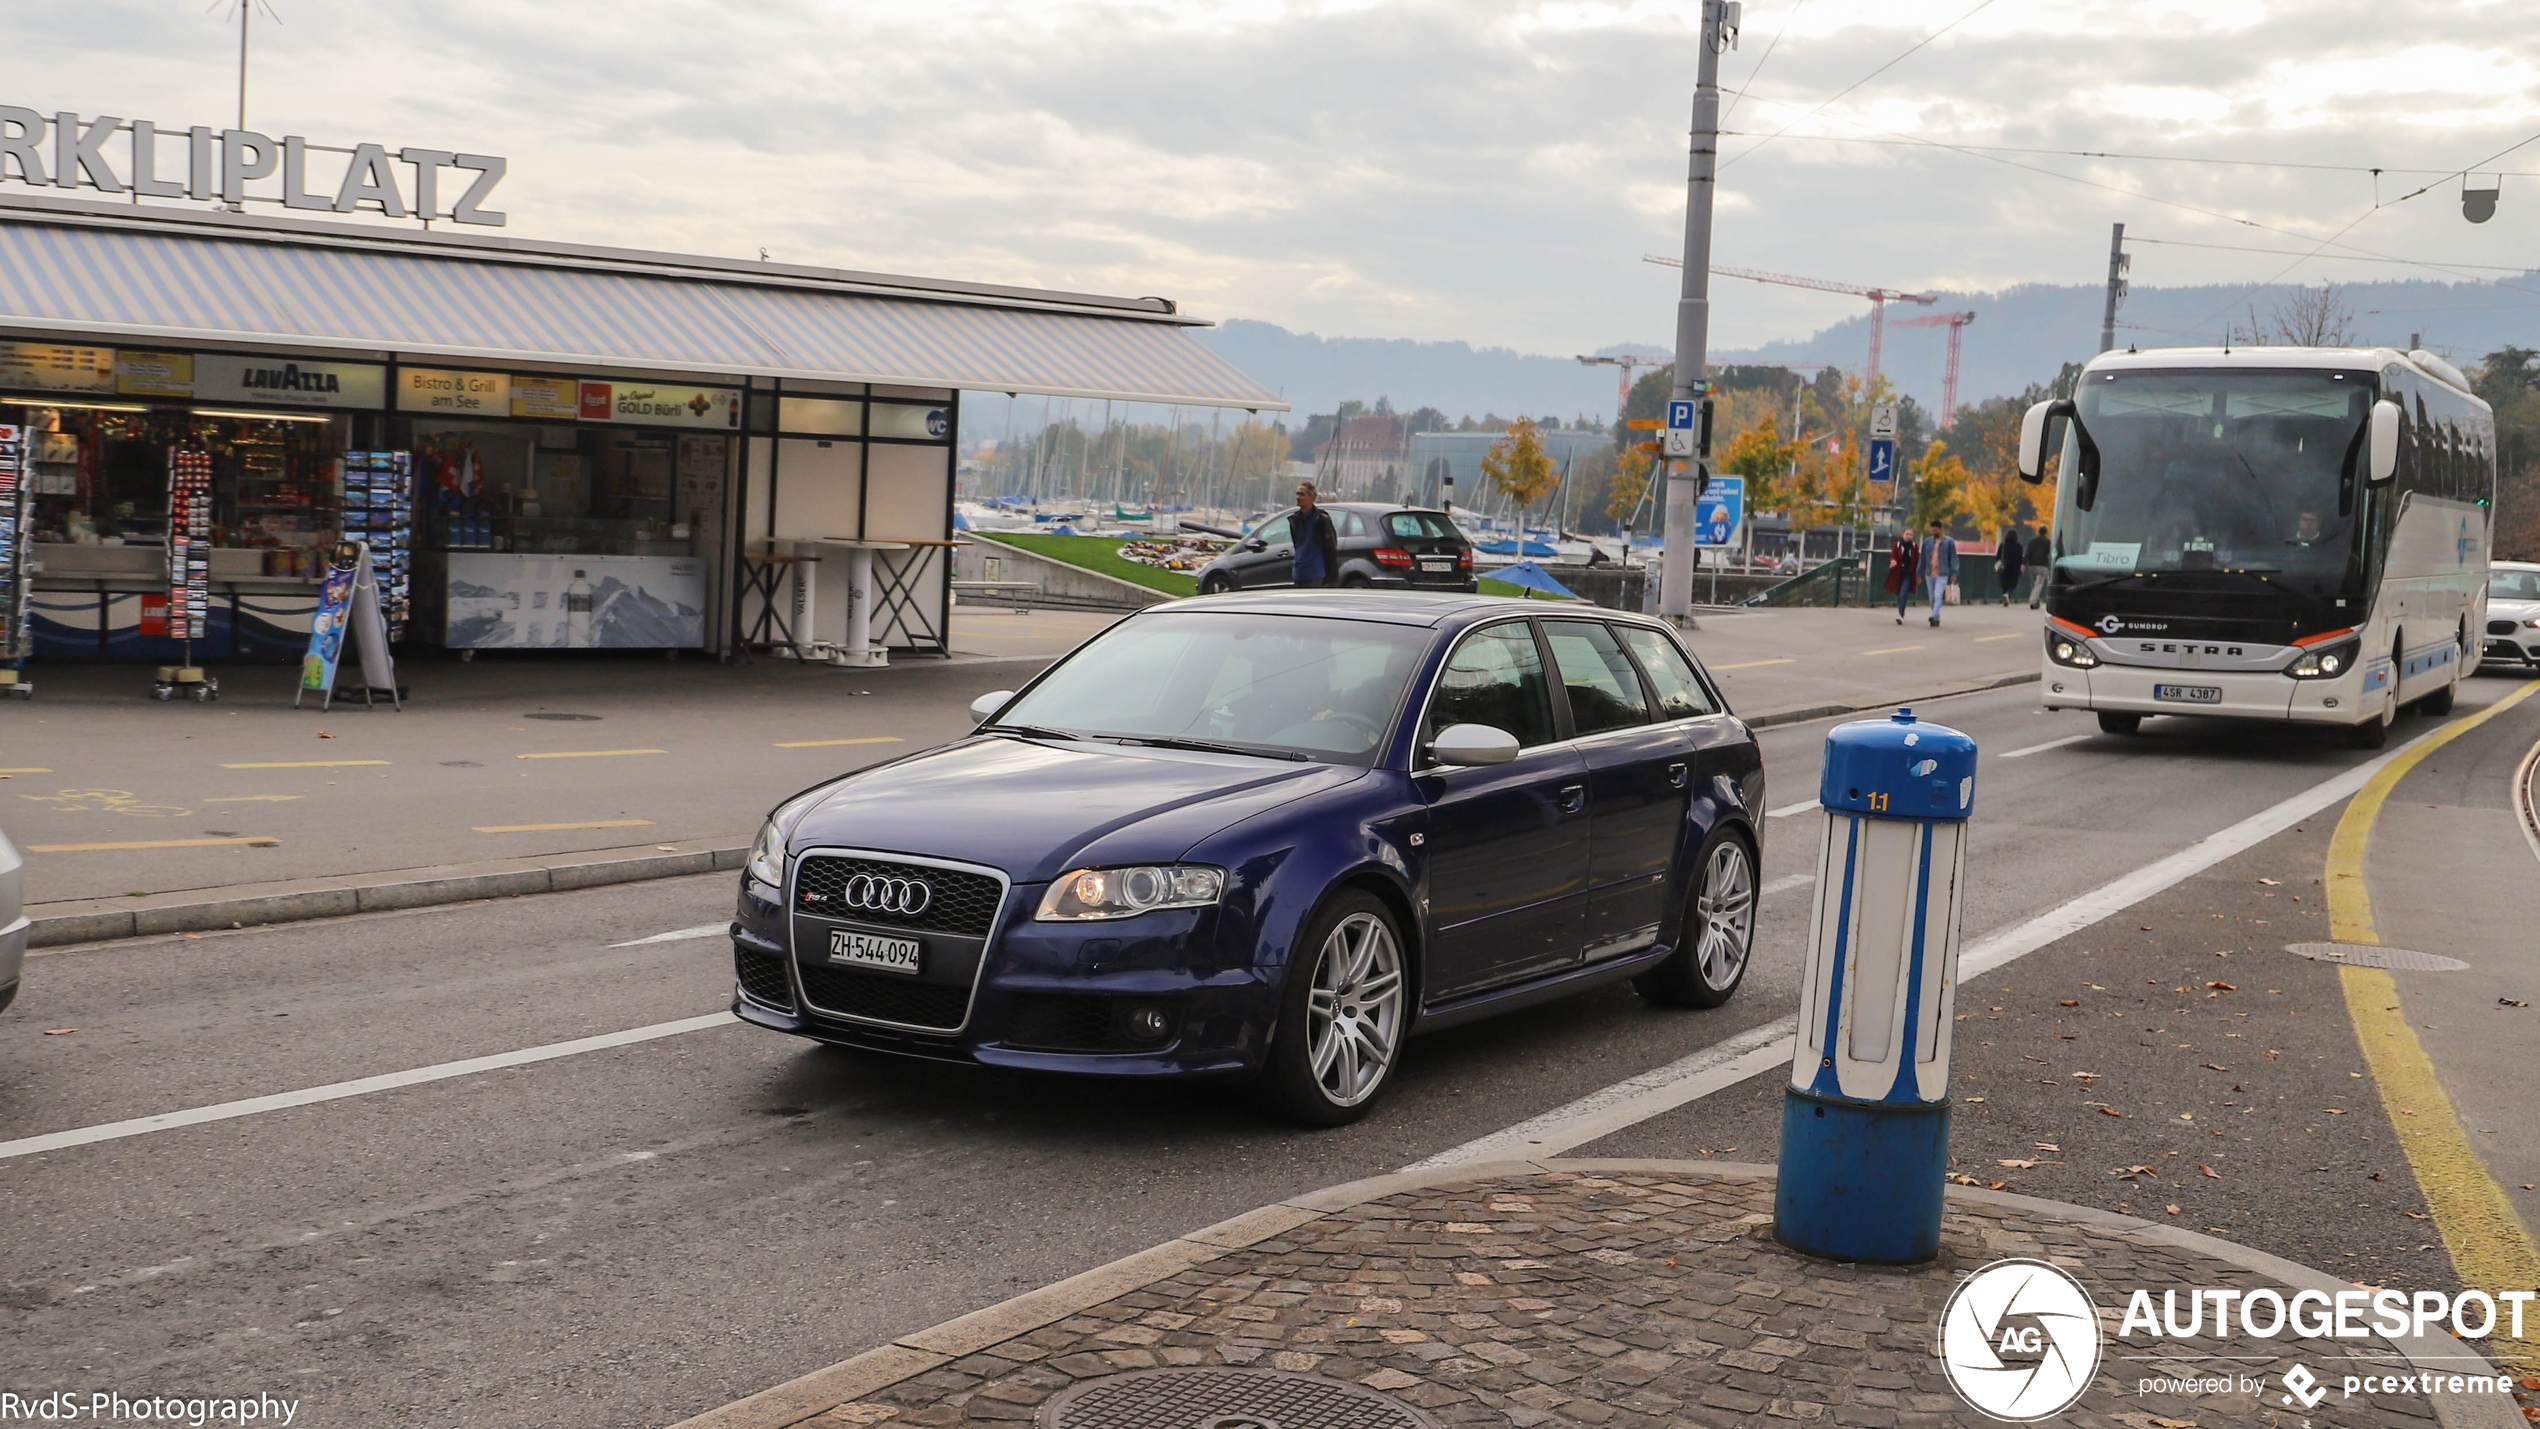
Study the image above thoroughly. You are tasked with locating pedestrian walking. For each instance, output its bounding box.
[1289,480,1339,588]
[1995,525,2025,606]
[2023,529,2051,607]
[1918,521,1958,627]
[1885,529,1920,625]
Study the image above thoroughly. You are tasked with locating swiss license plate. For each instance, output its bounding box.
[828,929,922,975]
[2154,683,2224,704]
[1418,557,1455,572]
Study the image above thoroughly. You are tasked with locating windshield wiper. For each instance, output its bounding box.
[1112,735,1309,762]
[982,723,1083,741]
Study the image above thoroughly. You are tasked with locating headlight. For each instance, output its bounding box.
[2287,637,2361,680]
[2525,616,2540,630]
[2045,630,2098,668]
[1036,865,1225,921]
[745,790,826,889]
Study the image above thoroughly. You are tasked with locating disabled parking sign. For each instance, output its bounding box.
[1696,474,1744,547]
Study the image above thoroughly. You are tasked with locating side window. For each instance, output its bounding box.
[1426,622,1558,749]
[1541,620,1651,737]
[1337,510,1370,538]
[1253,514,1291,547]
[1619,626,1717,719]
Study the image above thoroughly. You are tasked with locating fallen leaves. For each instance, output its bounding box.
[1964,1096,1988,1103]
[2201,1063,2230,1072]
[2199,1164,2221,1179]
[2264,1049,2281,1059]
[2257,878,2281,886]
[2152,1415,2199,1427]
[2059,999,2081,1007]
[316,730,335,739]
[2165,1204,2183,1216]
[2502,998,2531,1009]
[2000,1159,2040,1170]
[42,1027,77,1036]
[2100,1107,2125,1117]
[2404,1211,2431,1221]
[2206,981,2237,992]
[2035,1142,2061,1152]
[2327,1108,2348,1115]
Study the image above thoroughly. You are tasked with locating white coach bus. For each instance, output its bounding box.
[2018,346,2494,749]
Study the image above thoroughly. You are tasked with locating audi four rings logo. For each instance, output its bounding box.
[839,874,934,915]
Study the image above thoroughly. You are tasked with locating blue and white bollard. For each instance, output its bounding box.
[1774,707,1976,1264]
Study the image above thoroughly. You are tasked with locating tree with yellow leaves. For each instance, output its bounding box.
[1481,417,1560,526]
[1607,447,1654,527]
[1715,416,1806,513]
[1907,440,1973,531]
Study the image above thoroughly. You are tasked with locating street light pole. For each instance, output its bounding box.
[1660,0,1737,625]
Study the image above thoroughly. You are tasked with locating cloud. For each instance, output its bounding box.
[6,0,2540,379]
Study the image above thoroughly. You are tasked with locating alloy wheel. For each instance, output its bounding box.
[1694,838,1755,990]
[1304,912,1406,1107]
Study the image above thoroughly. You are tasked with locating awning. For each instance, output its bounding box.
[0,202,1286,410]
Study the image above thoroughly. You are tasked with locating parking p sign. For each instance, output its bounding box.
[1696,474,1744,547]
[1667,399,1698,430]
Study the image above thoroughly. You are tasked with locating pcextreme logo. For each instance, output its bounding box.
[1938,1259,2105,1422]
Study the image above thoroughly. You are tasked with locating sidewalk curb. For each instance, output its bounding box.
[1743,669,2038,730]
[27,844,748,949]
[664,1155,2520,1429]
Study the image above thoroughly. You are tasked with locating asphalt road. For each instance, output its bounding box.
[2,671,2533,1426]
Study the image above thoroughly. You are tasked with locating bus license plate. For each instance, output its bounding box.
[828,929,922,975]
[2154,684,2223,704]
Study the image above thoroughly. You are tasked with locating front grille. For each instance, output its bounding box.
[798,962,972,1030]
[735,946,795,1011]
[1004,993,1182,1052]
[2491,619,2521,636]
[795,855,1003,935]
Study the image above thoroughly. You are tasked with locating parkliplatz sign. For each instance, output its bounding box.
[0,105,506,226]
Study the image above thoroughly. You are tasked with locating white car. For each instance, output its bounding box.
[2484,562,2540,669]
[0,827,23,1014]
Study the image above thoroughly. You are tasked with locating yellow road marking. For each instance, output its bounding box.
[514,749,668,760]
[1709,658,1798,670]
[29,836,279,852]
[2326,678,2540,1371]
[0,766,50,773]
[221,760,390,769]
[204,795,304,803]
[473,819,656,833]
[1860,644,1924,656]
[1973,632,2028,642]
[773,737,904,748]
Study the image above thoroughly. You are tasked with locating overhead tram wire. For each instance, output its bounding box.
[2127,237,2540,273]
[1718,0,1811,129]
[1718,130,2540,179]
[1718,0,2006,172]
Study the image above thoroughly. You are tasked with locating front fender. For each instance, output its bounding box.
[1178,771,1427,988]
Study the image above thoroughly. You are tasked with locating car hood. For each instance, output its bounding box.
[2490,598,2540,619]
[786,735,1367,883]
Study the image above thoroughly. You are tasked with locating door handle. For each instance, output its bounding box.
[1666,762,1688,789]
[1557,784,1586,814]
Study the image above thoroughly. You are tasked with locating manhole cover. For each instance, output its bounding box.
[1039,1368,1441,1429]
[523,712,603,721]
[2283,942,2469,972]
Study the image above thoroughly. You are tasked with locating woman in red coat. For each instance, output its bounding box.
[1885,530,1920,625]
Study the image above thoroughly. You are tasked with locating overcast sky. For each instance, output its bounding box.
[10,0,2540,364]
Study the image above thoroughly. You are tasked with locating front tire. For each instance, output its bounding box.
[2096,711,2141,735]
[1259,890,1409,1126]
[2346,700,2392,749]
[1199,571,1234,596]
[1634,828,1756,1009]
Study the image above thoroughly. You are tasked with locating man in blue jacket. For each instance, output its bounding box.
[1918,520,1958,627]
[1290,481,1340,588]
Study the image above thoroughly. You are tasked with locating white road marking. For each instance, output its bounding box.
[0,1013,737,1162]
[1407,726,2451,1168]
[1766,799,1819,818]
[1997,733,2093,760]
[610,923,730,947]
[1759,873,1816,898]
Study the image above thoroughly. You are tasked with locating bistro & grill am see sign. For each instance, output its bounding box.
[0,106,505,226]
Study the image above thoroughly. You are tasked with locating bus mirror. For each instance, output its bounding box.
[2368,400,2401,484]
[2017,399,2070,483]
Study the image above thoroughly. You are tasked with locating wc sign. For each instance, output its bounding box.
[0,105,506,226]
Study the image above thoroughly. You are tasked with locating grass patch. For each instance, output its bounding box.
[976,531,1198,597]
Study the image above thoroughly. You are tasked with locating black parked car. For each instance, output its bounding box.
[1195,503,1475,594]
[729,592,1765,1125]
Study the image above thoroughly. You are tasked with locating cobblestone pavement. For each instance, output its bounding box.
[812,1170,2465,1429]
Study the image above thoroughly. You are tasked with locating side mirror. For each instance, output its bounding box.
[969,690,1015,724]
[2368,399,2401,484]
[1242,539,1266,553]
[1430,723,1520,767]
[2017,399,2071,483]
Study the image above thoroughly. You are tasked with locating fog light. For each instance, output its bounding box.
[2323,697,2339,708]
[1121,1004,1173,1042]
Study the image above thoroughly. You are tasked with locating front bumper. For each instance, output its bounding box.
[729,878,1279,1076]
[2481,633,2540,666]
[2040,659,2380,726]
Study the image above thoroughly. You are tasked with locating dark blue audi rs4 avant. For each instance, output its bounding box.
[729,591,1766,1124]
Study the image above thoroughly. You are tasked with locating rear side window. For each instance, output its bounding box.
[1619,626,1717,719]
[1427,622,1558,748]
[1541,621,1651,736]
[1386,511,1459,540]
[1337,510,1371,538]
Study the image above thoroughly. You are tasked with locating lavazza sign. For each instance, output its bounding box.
[0,106,506,226]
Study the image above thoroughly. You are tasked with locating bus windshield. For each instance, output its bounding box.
[2055,369,2372,593]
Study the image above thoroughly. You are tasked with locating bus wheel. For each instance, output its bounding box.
[2419,680,2456,717]
[2096,711,2141,736]
[2346,701,2392,750]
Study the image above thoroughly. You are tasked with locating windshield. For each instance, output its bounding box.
[2056,369,2372,595]
[2492,568,2540,602]
[992,611,1431,764]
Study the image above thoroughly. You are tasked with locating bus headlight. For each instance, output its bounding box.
[2287,637,2361,680]
[2046,631,2099,668]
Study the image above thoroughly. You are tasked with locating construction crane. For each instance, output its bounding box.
[1893,311,1977,426]
[1576,352,1670,420]
[1642,255,1938,387]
